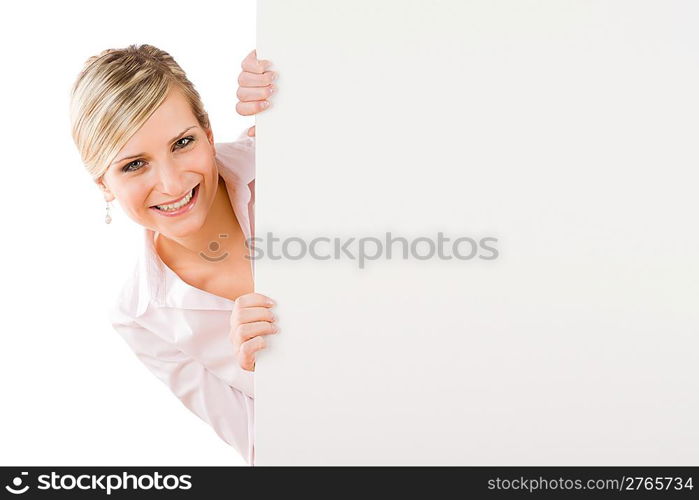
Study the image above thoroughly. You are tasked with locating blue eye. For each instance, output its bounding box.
[122,160,144,173]
[120,136,195,173]
[175,136,195,149]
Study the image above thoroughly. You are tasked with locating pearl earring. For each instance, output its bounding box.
[105,201,112,224]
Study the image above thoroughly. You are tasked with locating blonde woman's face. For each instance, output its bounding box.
[99,88,219,239]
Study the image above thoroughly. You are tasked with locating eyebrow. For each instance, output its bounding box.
[111,125,198,165]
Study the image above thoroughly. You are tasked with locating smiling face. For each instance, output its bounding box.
[98,87,219,239]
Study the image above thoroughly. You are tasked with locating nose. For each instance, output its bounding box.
[154,162,187,198]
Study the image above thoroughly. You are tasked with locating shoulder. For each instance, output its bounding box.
[214,128,256,184]
[109,243,156,327]
[109,265,142,328]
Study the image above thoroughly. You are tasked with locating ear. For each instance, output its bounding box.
[205,126,215,146]
[95,177,116,202]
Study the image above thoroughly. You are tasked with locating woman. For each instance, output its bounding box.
[69,44,279,465]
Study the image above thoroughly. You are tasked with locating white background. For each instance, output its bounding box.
[1,0,698,468]
[254,0,699,464]
[0,0,256,466]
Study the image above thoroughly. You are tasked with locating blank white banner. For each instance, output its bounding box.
[253,0,699,465]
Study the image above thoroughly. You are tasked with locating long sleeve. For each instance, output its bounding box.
[110,314,255,465]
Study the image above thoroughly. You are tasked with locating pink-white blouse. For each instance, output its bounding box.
[109,129,257,465]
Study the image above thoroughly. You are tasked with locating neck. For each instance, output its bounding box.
[155,175,238,266]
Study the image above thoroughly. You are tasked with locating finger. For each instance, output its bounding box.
[234,292,276,309]
[230,296,275,330]
[237,84,275,103]
[237,306,277,325]
[236,100,271,116]
[230,321,278,350]
[231,321,279,347]
[239,336,267,371]
[241,49,272,74]
[238,70,277,87]
[247,126,255,137]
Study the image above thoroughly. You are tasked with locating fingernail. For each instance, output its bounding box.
[267,298,275,306]
[271,72,278,80]
[269,86,276,94]
[262,101,270,107]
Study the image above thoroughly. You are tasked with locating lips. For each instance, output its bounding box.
[152,186,193,209]
[149,184,200,217]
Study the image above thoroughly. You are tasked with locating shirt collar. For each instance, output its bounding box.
[134,139,255,316]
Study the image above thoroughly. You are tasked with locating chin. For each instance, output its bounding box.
[154,214,206,239]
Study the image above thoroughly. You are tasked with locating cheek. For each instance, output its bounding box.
[186,154,219,196]
[190,149,218,177]
[119,185,152,214]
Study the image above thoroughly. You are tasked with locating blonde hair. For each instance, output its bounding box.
[69,44,210,181]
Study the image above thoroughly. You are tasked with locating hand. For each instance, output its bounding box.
[236,49,277,138]
[229,292,279,371]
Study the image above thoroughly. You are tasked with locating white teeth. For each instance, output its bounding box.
[155,188,194,211]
